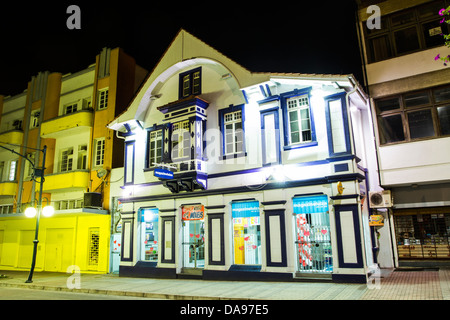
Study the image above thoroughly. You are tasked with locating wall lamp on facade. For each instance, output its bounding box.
[264,165,287,183]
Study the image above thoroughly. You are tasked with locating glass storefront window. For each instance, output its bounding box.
[395,212,450,259]
[140,208,159,262]
[181,205,205,269]
[231,201,261,265]
[293,195,332,274]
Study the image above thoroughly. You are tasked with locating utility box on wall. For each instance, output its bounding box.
[84,192,103,209]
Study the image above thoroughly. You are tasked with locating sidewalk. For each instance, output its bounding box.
[0,268,449,300]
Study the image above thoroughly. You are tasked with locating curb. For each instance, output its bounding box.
[0,281,248,300]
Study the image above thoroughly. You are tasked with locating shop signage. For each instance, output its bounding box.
[154,168,174,179]
[182,205,205,220]
[369,214,384,226]
[293,196,328,214]
[231,201,260,218]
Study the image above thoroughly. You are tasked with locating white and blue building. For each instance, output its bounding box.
[108,30,384,283]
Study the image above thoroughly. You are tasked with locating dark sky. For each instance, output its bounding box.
[0,1,363,97]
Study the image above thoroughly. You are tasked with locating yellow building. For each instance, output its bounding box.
[0,48,147,273]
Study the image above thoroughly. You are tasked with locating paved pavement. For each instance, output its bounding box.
[0,268,449,301]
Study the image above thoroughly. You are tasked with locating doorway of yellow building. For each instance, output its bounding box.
[44,228,74,272]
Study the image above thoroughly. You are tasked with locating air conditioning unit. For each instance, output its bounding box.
[84,192,102,209]
[369,190,393,208]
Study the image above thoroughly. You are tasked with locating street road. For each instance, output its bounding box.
[0,287,160,300]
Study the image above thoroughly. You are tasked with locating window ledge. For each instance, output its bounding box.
[283,141,318,151]
[221,152,247,160]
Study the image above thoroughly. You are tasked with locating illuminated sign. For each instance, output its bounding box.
[154,168,174,179]
[182,205,205,220]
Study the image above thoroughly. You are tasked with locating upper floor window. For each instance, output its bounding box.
[97,89,109,110]
[171,120,191,160]
[376,85,450,144]
[218,104,246,158]
[8,160,17,181]
[94,138,106,167]
[148,130,163,167]
[224,110,244,155]
[65,102,78,115]
[179,68,201,99]
[30,110,40,129]
[281,88,317,150]
[60,148,74,172]
[364,0,448,63]
[287,95,312,144]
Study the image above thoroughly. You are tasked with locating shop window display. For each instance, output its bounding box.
[182,205,205,269]
[231,201,261,265]
[293,196,332,273]
[395,212,450,259]
[140,208,159,262]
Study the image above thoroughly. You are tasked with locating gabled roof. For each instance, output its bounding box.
[108,29,270,131]
[108,29,364,131]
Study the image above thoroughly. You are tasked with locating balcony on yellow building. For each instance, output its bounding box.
[37,170,90,192]
[40,109,93,139]
[0,181,18,196]
[0,129,24,145]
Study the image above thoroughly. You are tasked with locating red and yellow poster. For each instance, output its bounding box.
[182,205,205,221]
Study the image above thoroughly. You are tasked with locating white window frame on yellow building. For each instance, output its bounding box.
[97,88,109,110]
[94,138,106,167]
[30,110,40,129]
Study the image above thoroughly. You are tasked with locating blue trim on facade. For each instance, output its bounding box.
[260,108,281,166]
[334,204,364,269]
[124,141,135,185]
[208,213,225,266]
[259,85,268,98]
[324,92,352,157]
[257,95,280,104]
[264,209,287,267]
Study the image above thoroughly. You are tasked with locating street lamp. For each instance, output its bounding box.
[0,143,51,283]
[24,145,49,283]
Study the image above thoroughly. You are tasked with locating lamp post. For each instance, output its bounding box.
[25,145,47,283]
[0,143,52,282]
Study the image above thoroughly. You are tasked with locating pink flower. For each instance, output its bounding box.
[435,54,441,61]
[440,8,446,16]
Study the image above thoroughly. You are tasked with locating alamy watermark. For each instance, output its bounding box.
[366,5,381,30]
[66,265,81,289]
[66,5,81,30]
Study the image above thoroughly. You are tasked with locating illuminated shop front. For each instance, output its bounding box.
[231,201,261,266]
[394,208,450,260]
[139,208,159,263]
[181,205,205,270]
[293,195,333,274]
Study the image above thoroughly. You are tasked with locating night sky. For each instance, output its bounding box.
[0,1,363,97]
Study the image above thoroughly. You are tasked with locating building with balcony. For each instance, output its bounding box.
[0,48,147,274]
[108,30,383,283]
[356,0,450,266]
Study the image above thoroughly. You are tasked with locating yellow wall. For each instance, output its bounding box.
[0,214,110,274]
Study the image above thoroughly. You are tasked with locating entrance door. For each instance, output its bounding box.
[182,220,205,269]
[294,196,332,275]
[44,228,74,272]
